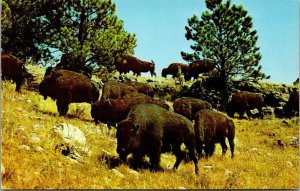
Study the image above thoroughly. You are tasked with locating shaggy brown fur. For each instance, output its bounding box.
[194,109,235,158]
[185,61,215,81]
[161,63,188,78]
[283,88,299,118]
[91,92,169,127]
[226,91,265,119]
[116,103,199,174]
[125,81,154,97]
[101,81,138,102]
[115,55,156,77]
[39,68,99,115]
[56,53,92,78]
[173,97,212,120]
[1,53,34,92]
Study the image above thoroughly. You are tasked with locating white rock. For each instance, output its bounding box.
[53,123,86,145]
[1,163,5,178]
[127,169,139,177]
[31,136,41,143]
[16,107,24,112]
[225,169,233,176]
[19,145,30,151]
[204,165,213,169]
[33,124,42,130]
[111,169,125,179]
[249,148,259,152]
[285,161,293,168]
[36,146,44,152]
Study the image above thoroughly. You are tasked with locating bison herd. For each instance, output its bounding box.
[1,53,299,175]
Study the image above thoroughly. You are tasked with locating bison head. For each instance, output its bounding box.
[161,68,167,78]
[116,120,140,161]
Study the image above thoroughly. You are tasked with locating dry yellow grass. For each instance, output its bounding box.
[1,76,299,189]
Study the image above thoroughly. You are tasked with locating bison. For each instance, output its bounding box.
[100,81,138,102]
[194,109,235,158]
[56,53,93,78]
[283,88,299,118]
[1,53,34,92]
[116,103,199,174]
[161,63,188,78]
[173,97,212,120]
[115,55,156,77]
[184,61,215,81]
[39,68,99,115]
[91,92,169,128]
[124,81,154,97]
[226,91,265,119]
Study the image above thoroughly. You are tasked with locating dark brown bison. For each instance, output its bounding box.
[56,53,93,78]
[124,81,154,97]
[283,88,299,118]
[116,103,199,174]
[1,53,34,92]
[39,68,99,115]
[185,61,215,81]
[115,55,156,77]
[194,109,235,158]
[91,92,169,127]
[226,91,265,119]
[173,97,212,120]
[100,81,138,102]
[161,63,188,78]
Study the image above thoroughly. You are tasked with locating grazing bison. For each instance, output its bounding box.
[161,63,188,78]
[101,81,138,102]
[91,92,169,127]
[283,88,299,118]
[184,61,215,81]
[115,55,156,77]
[124,81,154,97]
[56,53,93,78]
[39,68,99,115]
[194,109,235,158]
[117,103,199,174]
[173,97,212,120]
[1,53,34,92]
[226,91,265,119]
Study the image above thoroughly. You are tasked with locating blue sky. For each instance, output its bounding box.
[113,0,299,84]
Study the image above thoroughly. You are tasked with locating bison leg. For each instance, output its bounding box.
[228,137,235,158]
[15,78,24,92]
[131,153,145,170]
[171,143,185,171]
[219,137,228,156]
[185,144,199,174]
[56,100,69,116]
[204,142,215,157]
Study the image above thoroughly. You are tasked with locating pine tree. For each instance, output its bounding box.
[182,0,269,109]
[2,0,137,75]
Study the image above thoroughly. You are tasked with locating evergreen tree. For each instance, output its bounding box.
[182,0,269,108]
[2,0,136,75]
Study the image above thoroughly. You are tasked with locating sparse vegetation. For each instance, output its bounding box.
[1,65,299,189]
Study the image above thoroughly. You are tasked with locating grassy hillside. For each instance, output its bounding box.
[1,66,299,189]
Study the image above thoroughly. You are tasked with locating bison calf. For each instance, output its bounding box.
[173,97,212,120]
[117,103,199,174]
[194,109,235,158]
